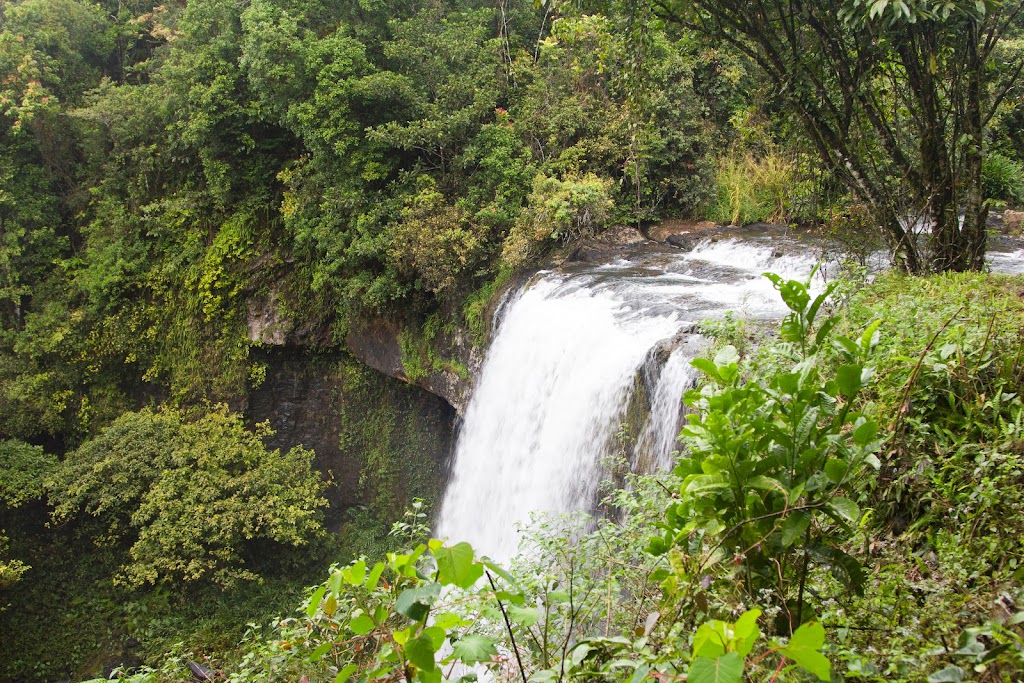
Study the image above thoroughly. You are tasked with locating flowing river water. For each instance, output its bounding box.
[435,230,1024,561]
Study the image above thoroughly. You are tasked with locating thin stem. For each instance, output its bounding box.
[487,571,529,683]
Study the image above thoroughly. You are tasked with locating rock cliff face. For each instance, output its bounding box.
[246,348,456,527]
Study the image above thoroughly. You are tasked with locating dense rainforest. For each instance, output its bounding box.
[1,0,1023,679]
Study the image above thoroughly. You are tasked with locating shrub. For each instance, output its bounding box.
[650,272,883,632]
[0,439,56,588]
[982,152,1024,204]
[501,173,613,269]
[48,405,327,588]
[704,151,809,226]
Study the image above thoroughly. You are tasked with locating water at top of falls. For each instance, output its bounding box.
[435,235,829,562]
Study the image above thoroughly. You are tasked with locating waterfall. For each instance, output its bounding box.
[436,235,823,561]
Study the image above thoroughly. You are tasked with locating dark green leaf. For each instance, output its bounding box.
[829,497,860,524]
[781,511,812,547]
[335,664,358,683]
[396,584,441,621]
[405,633,438,672]
[835,364,863,398]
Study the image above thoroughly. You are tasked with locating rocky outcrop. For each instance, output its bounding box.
[246,291,334,347]
[345,318,482,415]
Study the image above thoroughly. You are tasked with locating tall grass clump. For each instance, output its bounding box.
[704,151,806,226]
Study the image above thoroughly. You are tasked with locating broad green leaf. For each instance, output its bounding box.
[714,345,739,369]
[835,364,863,398]
[396,584,441,621]
[349,614,375,635]
[405,633,438,672]
[692,357,721,381]
[692,621,728,658]
[328,570,344,596]
[570,643,592,667]
[423,626,446,649]
[335,664,358,683]
[366,561,386,589]
[309,642,333,661]
[829,497,860,524]
[417,665,442,683]
[851,418,878,446]
[860,320,881,354]
[508,604,541,627]
[781,622,831,681]
[824,458,847,483]
[815,317,838,349]
[433,611,469,630]
[732,609,761,657]
[452,634,498,664]
[434,542,483,588]
[688,653,743,683]
[628,664,651,683]
[307,585,327,619]
[343,560,366,586]
[781,511,812,547]
[746,475,787,496]
[928,666,967,683]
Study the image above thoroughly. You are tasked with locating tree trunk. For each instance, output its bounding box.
[960,23,988,272]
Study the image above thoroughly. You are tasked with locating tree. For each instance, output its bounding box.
[651,0,1024,272]
[48,405,328,587]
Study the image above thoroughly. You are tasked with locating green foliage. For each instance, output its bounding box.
[0,438,55,507]
[388,178,486,296]
[224,530,511,683]
[48,405,328,587]
[464,266,513,347]
[502,173,614,269]
[704,151,808,226]
[0,439,55,588]
[982,152,1024,205]
[651,272,883,630]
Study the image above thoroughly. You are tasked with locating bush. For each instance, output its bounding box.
[501,173,613,269]
[0,439,56,588]
[388,178,486,296]
[982,153,1024,204]
[48,405,327,587]
[704,151,809,225]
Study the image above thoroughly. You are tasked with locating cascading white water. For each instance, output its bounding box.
[636,349,700,473]
[435,235,828,561]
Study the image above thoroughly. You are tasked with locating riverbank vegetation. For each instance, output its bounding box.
[2,0,1023,678]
